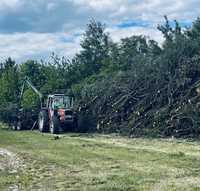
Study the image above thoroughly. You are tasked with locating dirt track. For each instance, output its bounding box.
[0,148,21,171]
[0,148,25,191]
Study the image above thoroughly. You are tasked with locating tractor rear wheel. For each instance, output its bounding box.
[16,121,22,131]
[50,116,60,134]
[11,121,17,131]
[73,118,78,132]
[11,125,17,131]
[38,110,48,132]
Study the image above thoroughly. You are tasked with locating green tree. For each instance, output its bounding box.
[21,89,40,109]
[76,20,110,77]
[20,60,47,88]
[0,58,19,105]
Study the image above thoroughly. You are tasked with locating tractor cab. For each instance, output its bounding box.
[47,94,74,110]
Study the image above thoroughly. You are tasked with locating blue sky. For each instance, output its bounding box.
[0,0,199,63]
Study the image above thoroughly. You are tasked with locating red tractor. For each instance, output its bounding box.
[38,94,78,134]
[12,77,78,134]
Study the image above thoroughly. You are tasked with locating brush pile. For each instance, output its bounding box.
[80,56,200,138]
[77,18,200,138]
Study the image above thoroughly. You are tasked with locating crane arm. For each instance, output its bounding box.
[24,77,43,99]
[19,77,43,106]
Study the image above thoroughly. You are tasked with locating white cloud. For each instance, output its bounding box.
[0,0,21,10]
[0,32,81,63]
[107,26,164,44]
[72,0,200,24]
[47,2,57,11]
[0,0,200,62]
[72,0,119,10]
[0,26,164,63]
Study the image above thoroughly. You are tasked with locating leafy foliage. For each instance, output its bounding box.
[21,89,40,109]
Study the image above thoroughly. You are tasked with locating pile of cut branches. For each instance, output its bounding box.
[78,54,200,138]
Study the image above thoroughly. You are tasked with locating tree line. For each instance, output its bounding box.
[1,17,200,137]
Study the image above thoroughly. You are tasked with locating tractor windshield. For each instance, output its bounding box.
[53,96,73,109]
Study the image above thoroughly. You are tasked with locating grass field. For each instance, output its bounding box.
[1,124,200,191]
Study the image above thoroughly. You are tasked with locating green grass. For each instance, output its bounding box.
[1,124,200,190]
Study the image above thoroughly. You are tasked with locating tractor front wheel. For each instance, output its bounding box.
[16,121,22,131]
[11,121,17,131]
[38,110,48,132]
[50,116,60,134]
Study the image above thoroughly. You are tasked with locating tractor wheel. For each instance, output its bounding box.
[73,118,78,132]
[38,110,48,132]
[16,121,22,131]
[11,122,17,131]
[50,116,60,134]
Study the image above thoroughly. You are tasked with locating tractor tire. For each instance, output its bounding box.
[11,124,17,131]
[73,118,78,132]
[11,122,17,131]
[38,110,49,132]
[16,121,22,131]
[50,116,60,134]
